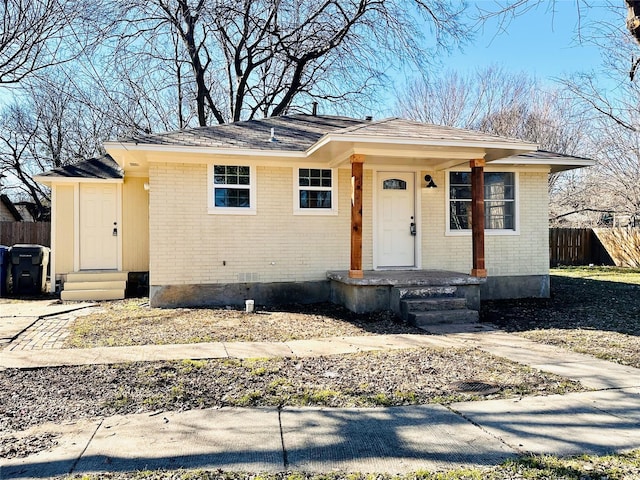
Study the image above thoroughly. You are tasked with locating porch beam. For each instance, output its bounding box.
[349,154,365,279]
[470,158,487,278]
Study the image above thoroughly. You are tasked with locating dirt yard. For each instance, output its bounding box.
[482,266,640,368]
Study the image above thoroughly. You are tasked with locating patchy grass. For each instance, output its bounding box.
[0,348,584,432]
[522,328,640,367]
[482,266,640,368]
[551,265,640,284]
[64,300,422,348]
[64,450,640,479]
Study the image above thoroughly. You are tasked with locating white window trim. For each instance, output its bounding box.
[445,169,520,236]
[208,163,257,215]
[293,166,338,216]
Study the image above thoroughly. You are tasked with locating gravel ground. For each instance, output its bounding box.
[481,269,640,368]
[0,347,582,453]
[64,301,423,347]
[3,267,636,466]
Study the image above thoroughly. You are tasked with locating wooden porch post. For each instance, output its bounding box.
[470,159,487,278]
[349,154,365,279]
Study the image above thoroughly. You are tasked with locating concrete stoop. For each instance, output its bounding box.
[394,285,479,326]
[61,271,127,301]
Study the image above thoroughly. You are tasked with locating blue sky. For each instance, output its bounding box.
[441,1,619,81]
[381,0,622,107]
[377,1,624,114]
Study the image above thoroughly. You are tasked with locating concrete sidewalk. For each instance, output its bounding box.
[0,301,95,348]
[1,304,640,478]
[0,333,461,369]
[3,388,639,479]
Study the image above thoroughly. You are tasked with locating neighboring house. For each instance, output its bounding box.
[35,115,594,316]
[0,194,26,222]
[0,194,45,223]
[13,202,40,222]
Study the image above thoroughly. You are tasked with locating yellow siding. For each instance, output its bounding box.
[54,184,75,275]
[122,177,150,272]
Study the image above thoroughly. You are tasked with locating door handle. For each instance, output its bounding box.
[410,222,416,236]
[113,222,118,236]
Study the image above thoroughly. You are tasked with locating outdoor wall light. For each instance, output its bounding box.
[424,174,437,188]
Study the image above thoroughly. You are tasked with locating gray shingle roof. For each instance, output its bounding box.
[333,117,533,146]
[1,194,22,221]
[508,149,593,162]
[37,118,593,181]
[119,115,534,151]
[37,155,123,179]
[122,115,368,151]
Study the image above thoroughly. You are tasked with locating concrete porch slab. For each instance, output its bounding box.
[328,270,483,315]
[327,270,483,286]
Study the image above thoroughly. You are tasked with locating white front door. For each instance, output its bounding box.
[376,172,416,268]
[80,183,118,270]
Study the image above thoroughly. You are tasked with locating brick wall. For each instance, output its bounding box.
[149,163,355,286]
[421,170,549,276]
[149,162,550,286]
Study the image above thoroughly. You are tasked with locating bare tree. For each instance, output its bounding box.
[546,2,640,225]
[0,77,113,212]
[394,66,588,155]
[0,0,90,84]
[101,0,470,127]
[394,66,601,226]
[395,66,537,129]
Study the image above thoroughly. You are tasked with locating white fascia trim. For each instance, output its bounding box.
[491,158,596,168]
[33,176,124,185]
[106,141,306,158]
[306,134,538,156]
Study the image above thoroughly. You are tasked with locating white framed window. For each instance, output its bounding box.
[208,164,256,214]
[447,171,518,235]
[294,167,338,215]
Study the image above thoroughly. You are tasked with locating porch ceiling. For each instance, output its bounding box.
[316,142,532,171]
[309,138,537,168]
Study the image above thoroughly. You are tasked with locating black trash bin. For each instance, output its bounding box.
[0,245,8,296]
[10,244,50,295]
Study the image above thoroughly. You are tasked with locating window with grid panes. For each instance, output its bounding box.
[298,168,333,209]
[449,172,515,230]
[213,165,251,208]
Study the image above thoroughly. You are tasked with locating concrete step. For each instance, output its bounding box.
[63,280,127,291]
[394,285,458,300]
[66,271,128,283]
[61,289,125,301]
[408,309,479,327]
[400,298,468,320]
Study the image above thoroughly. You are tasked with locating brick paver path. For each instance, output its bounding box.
[7,313,77,351]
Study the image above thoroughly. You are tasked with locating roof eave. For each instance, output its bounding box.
[33,175,124,185]
[307,133,537,156]
[491,157,597,173]
[104,141,307,158]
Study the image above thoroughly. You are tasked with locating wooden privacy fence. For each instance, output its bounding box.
[0,222,51,247]
[549,228,614,267]
[594,228,640,267]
